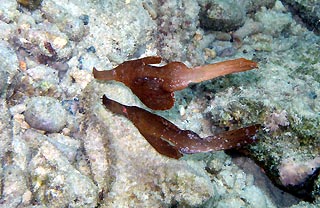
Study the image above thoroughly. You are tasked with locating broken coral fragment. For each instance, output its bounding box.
[102,95,260,159]
[93,56,258,110]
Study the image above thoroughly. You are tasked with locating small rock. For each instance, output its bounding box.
[240,186,269,208]
[279,157,320,186]
[215,197,246,208]
[281,0,320,34]
[0,41,19,82]
[0,1,19,23]
[209,40,234,57]
[245,0,276,13]
[199,0,246,32]
[29,141,98,207]
[24,96,67,133]
[0,21,15,39]
[41,1,88,41]
[255,7,292,37]
[218,169,237,188]
[62,18,88,41]
[204,48,217,59]
[17,0,43,10]
[0,100,13,160]
[27,65,59,85]
[47,133,81,162]
[0,70,8,97]
[86,46,96,53]
[79,14,90,25]
[2,165,28,207]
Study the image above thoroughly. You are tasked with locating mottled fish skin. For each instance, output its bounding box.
[102,95,260,159]
[94,56,258,110]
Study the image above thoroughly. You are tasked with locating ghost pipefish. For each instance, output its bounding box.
[102,95,260,159]
[93,56,258,110]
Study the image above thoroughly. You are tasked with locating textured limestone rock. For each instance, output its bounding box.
[281,0,320,34]
[199,0,246,32]
[29,140,98,207]
[24,96,67,133]
[1,165,30,207]
[0,41,19,83]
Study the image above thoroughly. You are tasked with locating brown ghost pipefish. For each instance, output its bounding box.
[93,56,258,110]
[102,95,261,159]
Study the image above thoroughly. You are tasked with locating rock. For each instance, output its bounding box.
[22,129,81,162]
[0,41,19,83]
[1,165,29,207]
[240,186,271,208]
[245,0,276,13]
[17,0,43,10]
[27,65,59,86]
[41,0,88,41]
[24,96,67,133]
[29,140,98,207]
[0,21,15,40]
[0,70,8,97]
[279,157,320,186]
[199,0,246,32]
[209,40,235,57]
[61,18,88,42]
[232,18,264,47]
[0,1,19,23]
[47,133,81,162]
[281,0,320,34]
[198,0,276,32]
[5,65,63,105]
[16,22,73,62]
[202,23,320,202]
[314,174,320,201]
[215,197,246,208]
[155,0,200,63]
[0,100,12,151]
[255,6,292,37]
[0,40,18,97]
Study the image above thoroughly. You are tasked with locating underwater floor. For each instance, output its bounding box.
[0,0,319,207]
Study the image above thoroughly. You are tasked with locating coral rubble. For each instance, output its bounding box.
[0,0,319,207]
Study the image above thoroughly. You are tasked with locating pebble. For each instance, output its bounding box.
[79,14,89,25]
[47,133,81,162]
[0,70,8,97]
[24,96,67,133]
[204,48,217,59]
[210,40,235,57]
[62,18,87,41]
[199,0,245,32]
[240,186,269,208]
[17,0,43,10]
[27,65,59,85]
[0,41,19,81]
[1,165,28,207]
[29,140,98,207]
[86,46,96,53]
